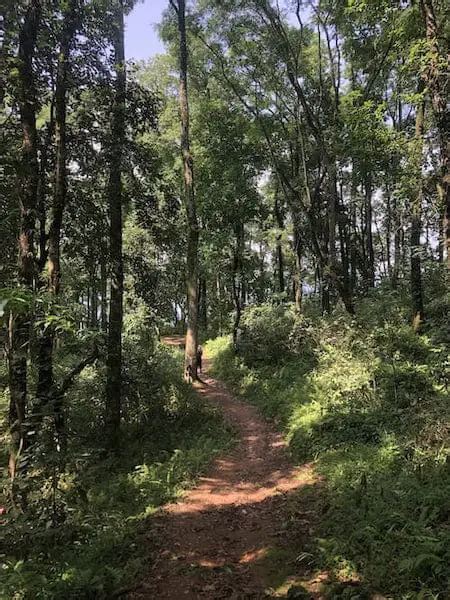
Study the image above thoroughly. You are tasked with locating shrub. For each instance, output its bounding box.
[236,303,314,366]
[1,327,233,600]
[207,296,450,598]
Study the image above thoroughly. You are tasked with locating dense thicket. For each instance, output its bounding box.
[1,0,448,597]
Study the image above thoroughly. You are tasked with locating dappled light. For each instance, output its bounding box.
[1,0,448,598]
[128,347,319,597]
[206,313,450,598]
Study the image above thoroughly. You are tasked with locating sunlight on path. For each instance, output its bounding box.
[129,336,319,599]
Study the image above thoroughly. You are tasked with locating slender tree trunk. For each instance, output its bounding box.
[37,102,54,273]
[100,241,108,331]
[350,181,358,292]
[258,238,265,302]
[365,175,375,287]
[386,187,392,274]
[293,220,303,312]
[216,274,223,335]
[276,236,284,293]
[172,0,199,379]
[105,0,125,445]
[319,187,331,314]
[320,268,330,314]
[338,217,352,299]
[232,222,244,346]
[391,95,404,288]
[392,193,401,288]
[274,195,285,294]
[35,1,78,450]
[8,0,41,480]
[411,88,426,326]
[47,11,74,297]
[0,6,14,107]
[198,277,207,330]
[326,161,337,304]
[338,180,352,302]
[90,275,98,328]
[437,189,445,263]
[419,0,449,269]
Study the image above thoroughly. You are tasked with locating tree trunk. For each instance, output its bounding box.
[37,102,54,273]
[364,175,375,288]
[350,183,358,292]
[232,222,244,346]
[105,0,125,445]
[326,161,338,304]
[293,220,302,312]
[35,0,78,448]
[216,274,223,335]
[419,0,449,269]
[90,275,98,328]
[411,88,425,326]
[437,189,445,263]
[274,195,285,294]
[319,188,331,314]
[386,187,392,274]
[100,242,108,331]
[8,0,41,479]
[338,182,352,303]
[320,268,330,314]
[392,193,402,288]
[198,277,207,330]
[172,0,200,379]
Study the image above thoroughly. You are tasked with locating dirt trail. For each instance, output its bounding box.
[130,336,318,599]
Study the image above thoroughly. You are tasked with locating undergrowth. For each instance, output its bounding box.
[0,343,232,599]
[206,289,450,599]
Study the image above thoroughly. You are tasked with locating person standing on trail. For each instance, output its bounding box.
[197,345,203,373]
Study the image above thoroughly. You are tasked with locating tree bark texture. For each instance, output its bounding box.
[419,0,449,269]
[274,195,285,294]
[36,0,79,435]
[411,87,425,325]
[8,0,41,479]
[232,222,244,346]
[172,0,200,378]
[105,0,126,445]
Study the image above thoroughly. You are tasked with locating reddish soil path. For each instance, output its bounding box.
[130,337,318,599]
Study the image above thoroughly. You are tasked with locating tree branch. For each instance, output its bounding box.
[56,345,99,398]
[169,0,179,15]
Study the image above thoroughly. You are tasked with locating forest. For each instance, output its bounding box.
[0,0,449,598]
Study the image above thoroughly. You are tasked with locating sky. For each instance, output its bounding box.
[125,0,167,61]
[124,1,308,62]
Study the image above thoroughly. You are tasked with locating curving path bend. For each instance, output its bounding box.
[129,336,318,599]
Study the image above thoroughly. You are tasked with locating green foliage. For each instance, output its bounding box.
[2,0,449,598]
[236,303,315,366]
[0,288,34,323]
[1,343,233,599]
[207,298,450,598]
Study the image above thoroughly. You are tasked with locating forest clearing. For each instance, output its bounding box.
[1,0,449,599]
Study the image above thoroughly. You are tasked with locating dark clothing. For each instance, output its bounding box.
[197,345,203,372]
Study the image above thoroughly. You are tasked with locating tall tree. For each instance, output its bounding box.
[35,0,80,444]
[170,0,200,379]
[8,0,41,479]
[105,0,126,444]
[419,0,449,269]
[411,86,426,325]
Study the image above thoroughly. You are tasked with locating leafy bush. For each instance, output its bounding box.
[236,303,315,366]
[1,339,233,599]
